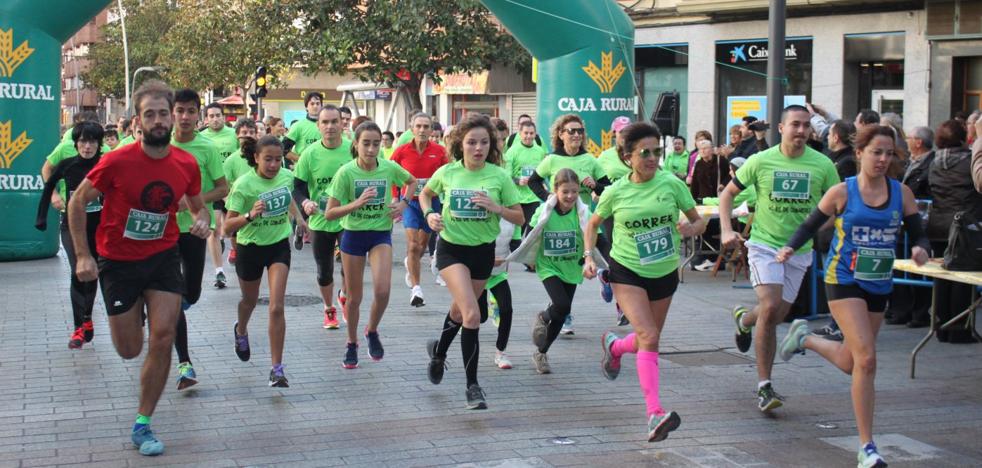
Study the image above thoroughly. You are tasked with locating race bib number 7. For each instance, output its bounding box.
[853,247,894,281]
[123,209,168,240]
[449,189,488,219]
[772,171,811,200]
[259,186,291,217]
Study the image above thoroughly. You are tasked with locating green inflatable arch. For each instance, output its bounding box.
[0,1,111,261]
[479,0,635,155]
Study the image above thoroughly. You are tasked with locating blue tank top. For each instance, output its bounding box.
[824,177,903,295]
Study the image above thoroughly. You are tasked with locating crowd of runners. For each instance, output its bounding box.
[38,78,947,468]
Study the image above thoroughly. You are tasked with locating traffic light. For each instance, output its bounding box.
[255,66,267,98]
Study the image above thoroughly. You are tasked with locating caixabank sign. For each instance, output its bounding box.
[0,2,110,261]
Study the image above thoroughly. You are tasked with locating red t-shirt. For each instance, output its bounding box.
[390,140,448,198]
[87,142,201,261]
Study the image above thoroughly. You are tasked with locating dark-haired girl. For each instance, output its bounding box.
[225,136,305,388]
[421,113,524,410]
[326,122,416,369]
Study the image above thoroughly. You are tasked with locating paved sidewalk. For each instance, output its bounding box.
[1,231,981,467]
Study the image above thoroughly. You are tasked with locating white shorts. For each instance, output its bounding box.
[747,241,813,303]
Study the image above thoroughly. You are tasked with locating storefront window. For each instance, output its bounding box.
[637,44,688,139]
[451,95,499,124]
[714,38,813,141]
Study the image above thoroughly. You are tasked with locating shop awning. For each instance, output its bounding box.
[216,95,244,106]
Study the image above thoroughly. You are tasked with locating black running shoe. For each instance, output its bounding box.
[426,339,446,385]
[214,271,226,289]
[465,384,487,410]
[233,322,250,362]
[82,320,94,343]
[366,331,384,361]
[268,364,289,388]
[733,305,752,353]
[812,322,843,342]
[757,383,784,412]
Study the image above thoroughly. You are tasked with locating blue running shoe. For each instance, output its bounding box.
[599,269,613,303]
[131,426,164,456]
[366,331,384,361]
[647,411,681,442]
[176,362,197,390]
[342,342,359,369]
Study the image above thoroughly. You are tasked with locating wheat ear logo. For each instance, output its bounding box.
[586,129,614,157]
[0,29,34,78]
[0,121,32,169]
[582,51,625,94]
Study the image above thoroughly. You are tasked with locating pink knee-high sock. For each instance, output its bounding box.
[611,333,636,358]
[636,350,664,417]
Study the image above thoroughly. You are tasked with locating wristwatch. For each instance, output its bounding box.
[244,212,253,223]
[582,249,593,258]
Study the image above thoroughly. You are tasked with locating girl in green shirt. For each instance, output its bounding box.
[419,113,524,410]
[583,122,706,444]
[326,122,416,369]
[508,168,602,375]
[225,136,306,388]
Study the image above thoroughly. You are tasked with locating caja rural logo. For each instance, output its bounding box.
[580,51,629,156]
[0,28,35,169]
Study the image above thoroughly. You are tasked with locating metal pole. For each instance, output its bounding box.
[118,0,130,117]
[766,0,786,146]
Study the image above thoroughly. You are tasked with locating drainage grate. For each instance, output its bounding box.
[661,350,752,366]
[257,294,323,307]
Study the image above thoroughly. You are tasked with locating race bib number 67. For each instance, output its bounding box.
[772,171,811,200]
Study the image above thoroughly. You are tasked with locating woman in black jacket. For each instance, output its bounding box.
[926,120,982,342]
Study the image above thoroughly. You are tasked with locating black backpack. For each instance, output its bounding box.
[943,208,982,271]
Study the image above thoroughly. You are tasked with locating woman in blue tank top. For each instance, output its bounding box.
[772,126,930,468]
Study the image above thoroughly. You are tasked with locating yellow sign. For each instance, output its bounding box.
[582,51,625,94]
[0,29,34,78]
[0,120,32,169]
[586,129,614,157]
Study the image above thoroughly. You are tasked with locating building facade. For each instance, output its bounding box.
[624,0,981,141]
[60,10,109,125]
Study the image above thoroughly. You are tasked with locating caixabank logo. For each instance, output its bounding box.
[0,28,40,190]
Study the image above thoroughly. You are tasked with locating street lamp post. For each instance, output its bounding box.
[129,66,163,115]
[118,0,130,116]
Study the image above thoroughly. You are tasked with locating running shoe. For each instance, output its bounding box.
[813,321,844,342]
[490,293,500,328]
[268,364,289,387]
[693,259,715,272]
[435,274,446,287]
[233,322,250,362]
[647,411,681,442]
[342,342,359,369]
[176,362,198,390]
[494,350,512,369]
[779,319,809,362]
[600,331,621,381]
[531,311,549,351]
[131,426,164,456]
[532,350,551,374]
[616,303,630,326]
[410,286,425,307]
[465,384,487,410]
[214,271,226,289]
[757,383,784,412]
[599,268,613,303]
[82,319,94,342]
[560,315,575,335]
[426,339,446,384]
[403,256,412,288]
[733,305,752,353]
[293,229,304,250]
[323,306,339,329]
[858,442,888,468]
[365,331,384,361]
[337,289,348,323]
[227,247,237,265]
[430,255,439,276]
[68,327,84,350]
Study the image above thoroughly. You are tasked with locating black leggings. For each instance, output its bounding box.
[540,276,577,353]
[178,233,207,305]
[477,280,514,352]
[61,225,98,328]
[176,233,206,365]
[312,230,343,287]
[520,202,539,236]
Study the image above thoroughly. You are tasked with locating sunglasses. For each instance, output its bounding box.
[564,128,585,135]
[639,148,664,159]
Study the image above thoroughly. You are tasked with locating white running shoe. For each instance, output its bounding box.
[430,255,439,276]
[693,259,715,272]
[410,285,425,307]
[494,351,513,369]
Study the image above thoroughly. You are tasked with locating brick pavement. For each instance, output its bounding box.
[1,230,981,467]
